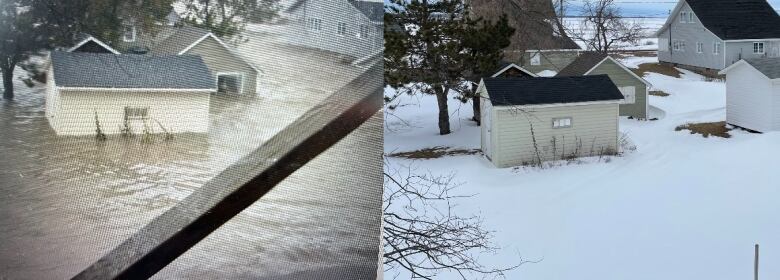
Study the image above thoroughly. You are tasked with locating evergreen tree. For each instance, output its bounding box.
[384,0,514,134]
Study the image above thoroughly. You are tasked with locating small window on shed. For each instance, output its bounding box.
[530,52,541,65]
[619,86,636,104]
[552,117,572,129]
[123,25,136,42]
[217,73,243,94]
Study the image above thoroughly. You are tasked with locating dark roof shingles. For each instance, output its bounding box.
[744,58,780,79]
[483,75,624,106]
[686,0,780,40]
[50,51,215,90]
[349,0,383,22]
[555,52,608,77]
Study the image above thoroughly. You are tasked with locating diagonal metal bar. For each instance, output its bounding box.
[71,60,382,280]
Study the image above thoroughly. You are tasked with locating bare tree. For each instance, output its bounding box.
[566,0,644,54]
[383,162,527,279]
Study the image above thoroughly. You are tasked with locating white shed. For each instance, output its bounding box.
[479,75,624,167]
[718,58,780,132]
[46,51,215,136]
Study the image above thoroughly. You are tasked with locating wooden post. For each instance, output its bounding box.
[755,244,759,280]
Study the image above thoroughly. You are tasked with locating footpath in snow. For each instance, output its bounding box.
[384,56,780,280]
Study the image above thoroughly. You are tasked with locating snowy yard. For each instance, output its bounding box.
[384,55,780,279]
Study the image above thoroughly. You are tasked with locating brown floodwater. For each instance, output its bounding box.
[0,35,381,279]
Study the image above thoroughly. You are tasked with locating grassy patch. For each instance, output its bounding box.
[649,90,670,97]
[387,146,481,159]
[631,63,682,78]
[675,121,731,138]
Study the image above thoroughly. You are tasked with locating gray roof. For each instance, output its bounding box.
[556,52,608,77]
[685,0,780,40]
[349,1,383,22]
[150,26,211,54]
[50,51,215,90]
[483,75,624,106]
[744,58,780,79]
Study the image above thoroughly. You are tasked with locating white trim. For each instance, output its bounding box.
[583,56,653,88]
[725,38,780,43]
[492,100,623,110]
[491,63,539,78]
[215,72,245,94]
[753,42,766,54]
[122,25,136,42]
[68,37,121,54]
[58,86,215,92]
[178,33,263,75]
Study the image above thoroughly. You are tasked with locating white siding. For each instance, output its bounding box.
[725,63,774,132]
[479,84,494,160]
[490,103,620,168]
[52,89,210,136]
[657,1,725,69]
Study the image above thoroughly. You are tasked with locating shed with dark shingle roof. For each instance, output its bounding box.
[482,75,624,106]
[719,57,780,132]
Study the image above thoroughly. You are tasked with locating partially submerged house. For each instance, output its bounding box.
[285,0,383,59]
[46,51,215,136]
[557,52,651,119]
[718,58,780,132]
[478,75,624,168]
[656,0,780,71]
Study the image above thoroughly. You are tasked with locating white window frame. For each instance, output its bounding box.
[215,72,245,94]
[680,11,687,23]
[123,25,136,42]
[688,11,694,23]
[673,40,685,52]
[358,24,370,39]
[618,86,636,104]
[124,106,149,120]
[306,17,322,32]
[713,42,721,55]
[530,52,541,65]
[696,42,703,53]
[754,42,765,54]
[337,22,347,36]
[552,117,572,129]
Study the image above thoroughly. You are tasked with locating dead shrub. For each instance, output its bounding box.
[675,121,731,138]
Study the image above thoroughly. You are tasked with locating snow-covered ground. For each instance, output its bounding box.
[384,55,780,279]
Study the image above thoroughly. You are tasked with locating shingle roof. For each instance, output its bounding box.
[483,75,624,106]
[555,52,608,77]
[349,0,383,22]
[50,51,215,90]
[686,0,780,40]
[744,58,780,79]
[150,26,210,54]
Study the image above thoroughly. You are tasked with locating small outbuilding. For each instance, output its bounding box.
[478,75,624,167]
[718,58,780,132]
[557,52,651,119]
[46,51,215,136]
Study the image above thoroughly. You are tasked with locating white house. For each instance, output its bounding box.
[479,75,624,168]
[718,58,780,132]
[46,51,215,136]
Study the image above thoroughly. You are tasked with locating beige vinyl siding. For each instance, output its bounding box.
[587,59,648,119]
[52,89,210,136]
[492,103,619,167]
[184,36,258,95]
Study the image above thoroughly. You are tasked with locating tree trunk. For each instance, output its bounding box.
[435,89,451,135]
[2,66,13,100]
[471,83,481,125]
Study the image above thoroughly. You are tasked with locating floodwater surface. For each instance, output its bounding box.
[0,31,381,279]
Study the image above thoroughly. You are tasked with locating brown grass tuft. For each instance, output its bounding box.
[632,63,682,78]
[649,90,670,97]
[387,146,481,159]
[675,121,731,138]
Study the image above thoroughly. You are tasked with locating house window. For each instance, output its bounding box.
[359,24,370,38]
[673,40,685,52]
[688,11,694,22]
[619,86,636,104]
[713,42,721,54]
[123,25,136,42]
[680,11,687,23]
[337,22,347,36]
[696,42,703,53]
[530,52,541,65]
[552,117,572,129]
[216,73,243,94]
[306,18,322,31]
[125,107,148,120]
[754,42,765,54]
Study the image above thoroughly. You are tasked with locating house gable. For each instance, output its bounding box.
[657,0,780,41]
[68,37,121,54]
